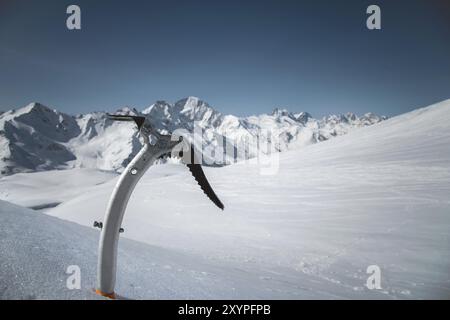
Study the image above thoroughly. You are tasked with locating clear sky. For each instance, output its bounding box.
[0,0,449,117]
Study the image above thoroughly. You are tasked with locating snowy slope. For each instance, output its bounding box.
[0,98,384,175]
[2,200,324,299]
[0,168,117,210]
[13,99,447,299]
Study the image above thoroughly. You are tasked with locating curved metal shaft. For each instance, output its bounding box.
[96,143,161,295]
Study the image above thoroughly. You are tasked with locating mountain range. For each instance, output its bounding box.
[0,97,385,175]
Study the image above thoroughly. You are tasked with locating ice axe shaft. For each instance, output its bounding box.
[97,143,161,296]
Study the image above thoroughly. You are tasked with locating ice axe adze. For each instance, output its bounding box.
[95,114,224,299]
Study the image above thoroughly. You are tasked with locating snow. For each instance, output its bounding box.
[2,200,310,299]
[1,99,448,299]
[0,168,117,210]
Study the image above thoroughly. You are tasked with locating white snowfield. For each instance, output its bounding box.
[0,99,449,299]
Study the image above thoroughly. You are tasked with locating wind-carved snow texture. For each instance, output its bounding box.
[0,99,449,299]
[0,97,385,175]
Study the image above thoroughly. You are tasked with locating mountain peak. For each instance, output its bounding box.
[294,111,312,123]
[345,112,357,121]
[175,96,205,111]
[272,108,301,122]
[113,106,139,116]
[142,100,171,115]
[272,108,294,117]
[25,102,52,113]
[175,97,220,116]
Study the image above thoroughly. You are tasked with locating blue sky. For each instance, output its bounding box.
[0,0,449,117]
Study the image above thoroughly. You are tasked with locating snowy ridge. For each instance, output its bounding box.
[0,97,385,175]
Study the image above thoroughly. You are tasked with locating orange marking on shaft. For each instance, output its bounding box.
[94,289,116,299]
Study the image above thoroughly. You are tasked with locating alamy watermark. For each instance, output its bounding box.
[66,5,81,30]
[67,4,381,31]
[66,265,81,290]
[366,5,381,30]
[366,265,382,290]
[167,123,280,175]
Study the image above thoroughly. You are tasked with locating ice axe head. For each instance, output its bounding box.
[107,113,224,210]
[107,114,146,130]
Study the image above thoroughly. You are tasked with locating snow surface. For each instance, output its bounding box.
[0,168,117,210]
[0,99,449,299]
[2,200,310,299]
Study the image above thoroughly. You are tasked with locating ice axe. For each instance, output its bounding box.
[95,114,224,299]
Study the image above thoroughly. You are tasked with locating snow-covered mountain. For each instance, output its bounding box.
[0,97,385,175]
[0,103,80,175]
